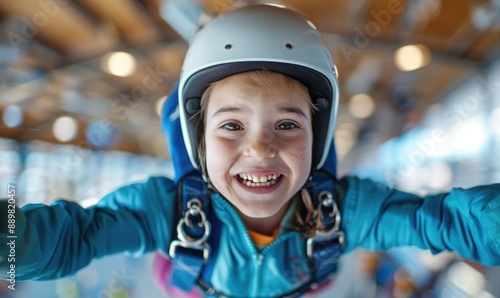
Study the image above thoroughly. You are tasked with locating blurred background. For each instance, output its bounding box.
[0,0,499,297]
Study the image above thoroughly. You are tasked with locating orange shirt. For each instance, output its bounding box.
[248,229,279,247]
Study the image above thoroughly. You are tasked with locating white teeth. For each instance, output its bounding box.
[244,180,277,187]
[239,173,280,187]
[239,174,281,181]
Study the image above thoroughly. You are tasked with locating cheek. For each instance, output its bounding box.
[297,146,308,162]
[205,137,233,173]
[286,145,311,187]
[287,143,312,164]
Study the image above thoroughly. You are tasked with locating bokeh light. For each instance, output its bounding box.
[348,93,375,119]
[101,51,137,77]
[2,105,24,128]
[53,116,79,142]
[395,44,431,72]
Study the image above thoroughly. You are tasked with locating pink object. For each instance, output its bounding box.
[152,253,204,298]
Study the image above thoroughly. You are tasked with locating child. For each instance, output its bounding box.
[1,4,500,298]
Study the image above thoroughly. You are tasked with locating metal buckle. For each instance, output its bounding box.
[169,198,211,262]
[306,232,344,258]
[315,191,341,237]
[177,217,211,245]
[169,240,211,262]
[183,198,207,229]
[306,190,344,258]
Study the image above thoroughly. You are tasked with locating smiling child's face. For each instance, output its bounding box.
[203,71,313,219]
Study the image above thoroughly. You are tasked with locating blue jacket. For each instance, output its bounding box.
[1,176,500,297]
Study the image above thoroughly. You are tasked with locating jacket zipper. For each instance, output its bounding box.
[251,254,264,297]
[215,195,292,296]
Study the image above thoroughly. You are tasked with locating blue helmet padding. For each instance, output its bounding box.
[161,81,197,183]
[161,82,338,183]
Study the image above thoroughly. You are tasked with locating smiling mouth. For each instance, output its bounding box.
[236,173,283,187]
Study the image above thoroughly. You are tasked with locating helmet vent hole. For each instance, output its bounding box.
[285,43,293,49]
[225,44,232,50]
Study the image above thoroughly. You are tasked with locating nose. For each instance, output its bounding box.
[243,128,276,160]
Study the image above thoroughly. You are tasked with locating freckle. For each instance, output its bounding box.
[297,147,308,162]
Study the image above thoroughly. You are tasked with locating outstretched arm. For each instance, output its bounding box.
[0,176,176,280]
[339,176,500,266]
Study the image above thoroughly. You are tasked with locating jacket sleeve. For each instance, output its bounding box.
[0,176,177,280]
[339,176,500,266]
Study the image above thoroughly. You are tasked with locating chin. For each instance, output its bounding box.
[242,209,277,219]
[238,201,285,218]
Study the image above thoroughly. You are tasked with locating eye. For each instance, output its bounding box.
[276,122,298,130]
[222,122,243,131]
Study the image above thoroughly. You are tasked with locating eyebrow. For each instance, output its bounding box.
[212,105,307,118]
[278,106,307,118]
[212,106,248,116]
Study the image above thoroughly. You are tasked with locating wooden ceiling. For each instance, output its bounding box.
[0,0,499,157]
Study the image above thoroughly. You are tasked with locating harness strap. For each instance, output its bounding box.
[307,171,345,281]
[169,173,212,292]
[167,171,343,296]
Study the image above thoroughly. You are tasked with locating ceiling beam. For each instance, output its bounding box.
[0,1,113,58]
[76,0,162,46]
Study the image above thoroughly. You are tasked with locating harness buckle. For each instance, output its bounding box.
[169,240,211,262]
[169,198,211,262]
[314,191,341,237]
[306,189,344,258]
[306,231,344,258]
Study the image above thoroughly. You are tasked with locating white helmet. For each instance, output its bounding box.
[178,4,339,172]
